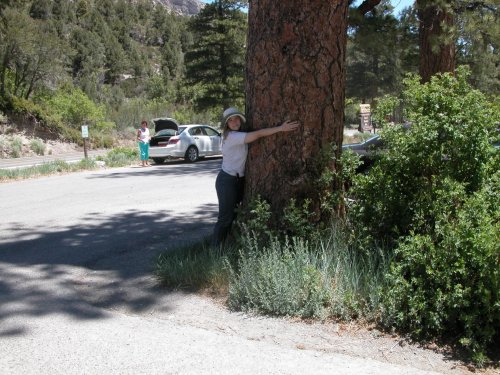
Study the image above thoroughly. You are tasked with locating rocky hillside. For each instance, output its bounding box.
[152,0,205,15]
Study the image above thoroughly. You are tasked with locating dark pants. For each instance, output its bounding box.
[213,170,244,245]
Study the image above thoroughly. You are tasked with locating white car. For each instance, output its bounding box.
[149,118,222,163]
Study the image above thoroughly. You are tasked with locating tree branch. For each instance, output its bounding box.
[357,0,383,15]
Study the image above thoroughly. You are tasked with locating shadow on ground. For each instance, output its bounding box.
[0,203,217,336]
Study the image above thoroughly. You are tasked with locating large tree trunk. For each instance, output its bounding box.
[417,0,456,82]
[244,0,348,223]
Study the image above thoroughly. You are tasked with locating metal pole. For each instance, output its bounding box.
[83,138,88,159]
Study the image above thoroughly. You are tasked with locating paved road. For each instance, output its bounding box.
[0,149,109,169]
[0,161,442,375]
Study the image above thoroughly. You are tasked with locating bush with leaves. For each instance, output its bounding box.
[350,67,496,245]
[349,67,499,362]
[382,173,499,365]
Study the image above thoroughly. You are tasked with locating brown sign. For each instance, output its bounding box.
[359,104,373,132]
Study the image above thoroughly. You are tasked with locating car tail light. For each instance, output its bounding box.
[168,138,180,145]
[158,141,168,146]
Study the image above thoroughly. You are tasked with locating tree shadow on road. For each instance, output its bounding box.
[0,203,217,337]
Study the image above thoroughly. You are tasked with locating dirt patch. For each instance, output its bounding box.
[0,118,80,159]
[159,292,498,375]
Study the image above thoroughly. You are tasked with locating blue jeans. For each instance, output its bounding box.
[213,170,245,245]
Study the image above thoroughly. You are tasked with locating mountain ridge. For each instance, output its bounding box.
[151,0,205,16]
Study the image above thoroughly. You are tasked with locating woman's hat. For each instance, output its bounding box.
[222,107,246,126]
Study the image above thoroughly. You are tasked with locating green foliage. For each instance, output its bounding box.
[10,137,22,158]
[346,2,400,102]
[456,0,499,95]
[349,67,500,361]
[10,95,81,143]
[372,94,400,126]
[29,138,45,155]
[184,0,247,110]
[382,176,499,363]
[39,84,111,129]
[228,225,389,321]
[228,236,332,318]
[344,99,360,126]
[351,67,496,244]
[283,199,316,239]
[101,146,137,167]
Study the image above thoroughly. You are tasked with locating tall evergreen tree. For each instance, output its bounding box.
[184,0,247,111]
[456,0,499,95]
[346,0,400,103]
[397,5,419,76]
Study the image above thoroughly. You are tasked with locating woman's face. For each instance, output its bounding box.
[141,122,147,128]
[227,116,241,131]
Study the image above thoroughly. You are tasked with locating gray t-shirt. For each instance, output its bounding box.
[221,131,248,176]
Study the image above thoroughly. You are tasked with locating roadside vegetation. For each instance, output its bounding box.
[156,70,499,366]
[0,147,137,182]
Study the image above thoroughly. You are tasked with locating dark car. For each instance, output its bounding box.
[342,134,384,172]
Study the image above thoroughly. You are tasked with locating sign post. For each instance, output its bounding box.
[359,104,373,133]
[81,125,89,159]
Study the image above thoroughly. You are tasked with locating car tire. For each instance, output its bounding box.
[153,158,165,164]
[185,146,199,162]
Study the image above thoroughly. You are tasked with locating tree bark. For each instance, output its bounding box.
[244,0,348,222]
[417,0,456,82]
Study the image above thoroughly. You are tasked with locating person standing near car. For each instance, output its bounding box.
[137,120,151,167]
[212,107,300,245]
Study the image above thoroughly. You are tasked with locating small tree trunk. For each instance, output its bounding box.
[417,0,456,82]
[244,0,348,223]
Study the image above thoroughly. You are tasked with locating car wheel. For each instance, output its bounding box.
[153,158,165,164]
[185,146,199,162]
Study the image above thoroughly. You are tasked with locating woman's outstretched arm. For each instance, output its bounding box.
[244,120,300,144]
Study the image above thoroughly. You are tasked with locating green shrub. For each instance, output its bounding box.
[103,147,138,167]
[350,67,497,246]
[10,137,22,157]
[348,67,499,362]
[30,138,46,155]
[228,236,333,318]
[228,226,389,321]
[382,176,499,364]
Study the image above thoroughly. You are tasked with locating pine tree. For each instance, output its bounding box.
[184,0,247,111]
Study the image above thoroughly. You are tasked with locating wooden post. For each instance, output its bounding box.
[83,138,88,159]
[81,125,89,159]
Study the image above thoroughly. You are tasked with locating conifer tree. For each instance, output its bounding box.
[184,0,247,111]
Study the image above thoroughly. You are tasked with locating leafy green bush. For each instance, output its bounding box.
[10,96,82,144]
[350,67,496,245]
[382,175,499,364]
[349,67,499,362]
